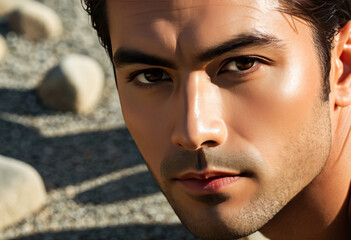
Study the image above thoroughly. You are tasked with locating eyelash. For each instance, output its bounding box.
[126,69,168,88]
[218,56,270,76]
[126,56,270,88]
[127,69,149,83]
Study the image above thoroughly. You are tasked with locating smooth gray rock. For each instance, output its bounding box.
[0,35,7,61]
[0,155,46,230]
[37,54,105,114]
[8,1,63,40]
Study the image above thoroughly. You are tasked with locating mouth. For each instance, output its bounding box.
[174,170,247,194]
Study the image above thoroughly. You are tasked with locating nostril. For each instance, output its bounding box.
[174,137,199,151]
[201,140,218,147]
[171,118,227,151]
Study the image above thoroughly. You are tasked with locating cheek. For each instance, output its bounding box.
[118,85,172,173]
[223,53,323,162]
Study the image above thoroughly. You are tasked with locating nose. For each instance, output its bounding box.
[171,71,227,151]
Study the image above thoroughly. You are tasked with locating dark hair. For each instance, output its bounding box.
[82,0,112,60]
[82,0,351,100]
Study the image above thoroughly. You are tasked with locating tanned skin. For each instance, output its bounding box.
[104,0,351,239]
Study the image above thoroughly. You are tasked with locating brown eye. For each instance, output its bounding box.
[135,69,171,84]
[221,57,259,73]
[236,57,256,70]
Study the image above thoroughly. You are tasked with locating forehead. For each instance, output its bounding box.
[106,0,310,62]
[107,0,276,26]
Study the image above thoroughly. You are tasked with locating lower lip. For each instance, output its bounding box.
[177,176,241,193]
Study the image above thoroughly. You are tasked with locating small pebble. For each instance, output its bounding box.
[37,54,105,114]
[0,156,46,231]
[8,0,63,40]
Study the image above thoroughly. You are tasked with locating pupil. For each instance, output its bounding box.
[237,58,254,70]
[144,69,164,82]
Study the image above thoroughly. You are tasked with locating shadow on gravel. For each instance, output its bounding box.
[10,224,200,240]
[0,88,58,116]
[0,86,162,204]
[75,170,159,204]
[0,16,10,37]
[0,118,147,193]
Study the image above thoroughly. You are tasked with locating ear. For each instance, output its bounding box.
[332,21,351,107]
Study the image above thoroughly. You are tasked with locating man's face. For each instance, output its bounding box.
[107,0,332,239]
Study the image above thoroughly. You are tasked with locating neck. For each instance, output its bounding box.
[260,107,351,240]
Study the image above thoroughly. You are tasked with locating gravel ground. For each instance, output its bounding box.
[0,0,199,239]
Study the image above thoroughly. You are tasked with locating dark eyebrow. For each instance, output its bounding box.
[113,31,284,69]
[113,48,176,69]
[197,31,285,63]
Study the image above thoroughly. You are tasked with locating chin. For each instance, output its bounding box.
[166,194,279,240]
[179,213,260,240]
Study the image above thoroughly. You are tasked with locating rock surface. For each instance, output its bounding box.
[8,0,63,40]
[0,155,46,231]
[0,35,7,61]
[0,0,28,16]
[37,54,105,114]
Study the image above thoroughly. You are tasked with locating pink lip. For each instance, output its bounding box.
[175,171,242,193]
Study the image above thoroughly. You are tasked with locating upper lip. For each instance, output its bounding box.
[175,170,242,180]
